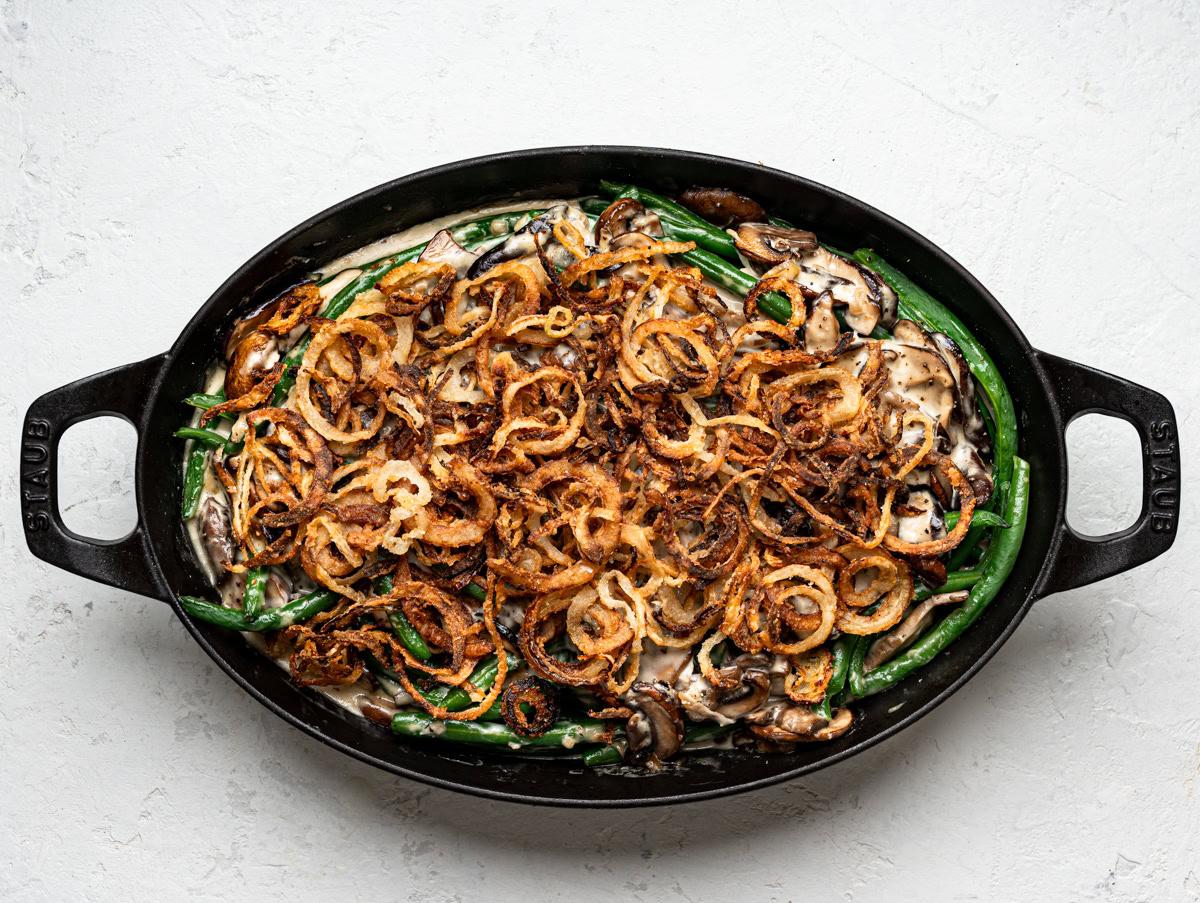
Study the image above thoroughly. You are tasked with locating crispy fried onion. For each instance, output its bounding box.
[261,283,323,335]
[295,317,392,443]
[501,676,560,737]
[203,202,989,751]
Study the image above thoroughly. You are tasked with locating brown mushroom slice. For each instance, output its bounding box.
[418,228,480,278]
[804,291,840,352]
[793,247,885,334]
[709,654,772,719]
[263,568,292,609]
[623,681,686,765]
[863,590,969,672]
[679,187,767,228]
[594,198,664,248]
[734,222,818,265]
[746,702,853,741]
[198,497,234,577]
[929,331,994,504]
[224,329,278,400]
[895,486,945,546]
[881,331,958,428]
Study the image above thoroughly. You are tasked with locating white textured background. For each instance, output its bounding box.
[2,1,1196,900]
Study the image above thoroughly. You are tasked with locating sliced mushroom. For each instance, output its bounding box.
[263,568,292,609]
[895,486,945,546]
[467,204,593,278]
[881,327,958,428]
[679,187,767,228]
[804,291,840,352]
[418,228,479,278]
[734,223,818,265]
[623,681,686,765]
[946,429,993,506]
[929,332,987,443]
[794,248,887,335]
[863,590,969,672]
[711,654,772,718]
[224,329,278,400]
[223,296,286,360]
[198,497,234,575]
[357,694,399,727]
[594,198,664,248]
[746,703,853,741]
[929,331,993,504]
[637,644,693,685]
[734,225,896,334]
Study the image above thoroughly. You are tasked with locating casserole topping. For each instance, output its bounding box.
[176,187,1028,768]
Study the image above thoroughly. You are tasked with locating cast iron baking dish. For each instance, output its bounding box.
[20,147,1181,806]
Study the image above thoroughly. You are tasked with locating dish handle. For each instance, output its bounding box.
[20,354,171,601]
[1036,351,1180,595]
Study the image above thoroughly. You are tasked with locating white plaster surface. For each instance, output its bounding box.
[2,1,1197,900]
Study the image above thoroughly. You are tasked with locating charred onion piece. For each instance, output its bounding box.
[501,676,560,738]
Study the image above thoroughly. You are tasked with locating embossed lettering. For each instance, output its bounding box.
[1152,488,1178,509]
[25,468,49,489]
[1150,420,1173,442]
[1151,513,1174,533]
[21,444,47,464]
[24,511,51,533]
[25,419,51,440]
[1151,464,1176,484]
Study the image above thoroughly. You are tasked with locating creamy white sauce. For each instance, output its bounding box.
[316,198,571,278]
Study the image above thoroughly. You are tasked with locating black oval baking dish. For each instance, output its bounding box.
[20,147,1181,806]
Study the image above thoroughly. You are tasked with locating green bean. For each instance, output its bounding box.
[860,457,1030,696]
[422,652,518,712]
[599,181,739,259]
[946,520,989,572]
[178,588,339,631]
[389,712,609,748]
[674,246,799,324]
[852,250,1018,507]
[582,745,623,766]
[845,635,872,698]
[913,567,983,602]
[814,635,855,719]
[944,509,1007,531]
[944,511,1004,572]
[185,392,224,408]
[173,427,242,455]
[462,581,487,603]
[181,445,207,519]
[579,195,690,227]
[371,575,432,661]
[241,566,268,621]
